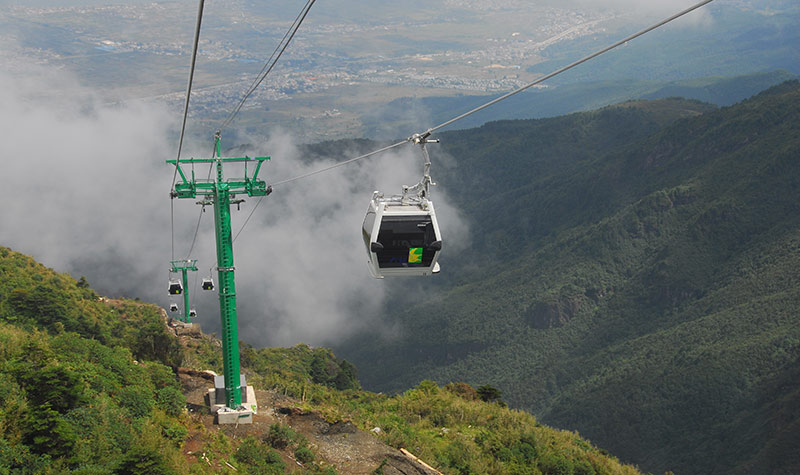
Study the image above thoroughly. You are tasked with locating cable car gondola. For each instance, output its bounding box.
[169,303,179,312]
[202,277,215,291]
[189,309,197,318]
[363,135,442,278]
[363,193,442,277]
[168,280,183,295]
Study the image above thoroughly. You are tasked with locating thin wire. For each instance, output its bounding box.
[184,207,204,260]
[170,0,205,269]
[204,0,318,245]
[173,0,206,189]
[170,197,175,260]
[233,140,406,241]
[181,141,218,260]
[270,139,408,187]
[177,0,316,254]
[192,270,199,303]
[267,0,715,188]
[425,0,715,136]
[233,196,264,243]
[218,0,317,133]
[218,1,307,131]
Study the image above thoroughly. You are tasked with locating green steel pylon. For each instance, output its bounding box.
[167,132,271,409]
[170,259,198,323]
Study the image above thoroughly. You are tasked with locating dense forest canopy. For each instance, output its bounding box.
[340,81,800,474]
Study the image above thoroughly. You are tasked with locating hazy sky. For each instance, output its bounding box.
[0,0,728,348]
[0,56,469,347]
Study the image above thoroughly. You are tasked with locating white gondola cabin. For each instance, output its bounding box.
[189,309,197,318]
[168,280,183,295]
[202,277,214,291]
[362,192,442,278]
[169,303,179,312]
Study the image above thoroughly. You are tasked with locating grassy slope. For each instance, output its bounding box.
[341,82,800,474]
[0,246,640,474]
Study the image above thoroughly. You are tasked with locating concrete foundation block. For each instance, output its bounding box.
[215,407,253,425]
[206,379,258,424]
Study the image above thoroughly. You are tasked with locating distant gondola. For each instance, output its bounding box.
[168,280,183,295]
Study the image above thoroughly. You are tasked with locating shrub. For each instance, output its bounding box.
[444,382,478,401]
[416,380,440,396]
[264,423,296,449]
[118,386,154,419]
[114,446,178,475]
[477,385,502,403]
[295,445,315,464]
[156,387,186,417]
[234,436,285,473]
[161,420,188,446]
[23,405,77,459]
[538,452,575,475]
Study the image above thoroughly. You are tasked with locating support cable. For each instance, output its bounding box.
[184,207,205,260]
[170,0,205,265]
[182,142,217,260]
[217,0,317,133]
[172,0,316,258]
[269,139,408,187]
[233,197,263,243]
[173,0,206,188]
[422,0,715,137]
[170,197,175,260]
[233,139,408,241]
[267,0,715,188]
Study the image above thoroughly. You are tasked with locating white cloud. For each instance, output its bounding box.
[0,60,470,348]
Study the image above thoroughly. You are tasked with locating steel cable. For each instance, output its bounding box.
[268,0,715,188]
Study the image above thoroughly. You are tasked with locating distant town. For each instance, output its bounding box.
[4,1,619,129]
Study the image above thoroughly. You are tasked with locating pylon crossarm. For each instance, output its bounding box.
[167,157,270,199]
[166,156,270,165]
[170,259,199,272]
[173,179,268,198]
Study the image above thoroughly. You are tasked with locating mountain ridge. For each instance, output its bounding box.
[339,80,800,474]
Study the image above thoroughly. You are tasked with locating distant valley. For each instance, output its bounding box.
[337,81,800,474]
[2,0,798,141]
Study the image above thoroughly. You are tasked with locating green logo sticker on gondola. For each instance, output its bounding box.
[408,247,423,263]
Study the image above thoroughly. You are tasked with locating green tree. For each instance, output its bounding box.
[23,404,77,459]
[114,446,177,475]
[156,386,186,417]
[477,385,502,403]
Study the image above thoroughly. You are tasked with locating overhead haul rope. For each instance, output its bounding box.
[218,0,317,133]
[267,0,716,189]
[182,140,219,260]
[231,140,408,242]
[170,0,318,252]
[171,0,206,261]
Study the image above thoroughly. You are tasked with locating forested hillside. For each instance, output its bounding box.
[0,246,640,474]
[340,81,800,474]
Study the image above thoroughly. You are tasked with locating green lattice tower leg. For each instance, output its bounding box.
[213,164,242,409]
[181,268,191,323]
